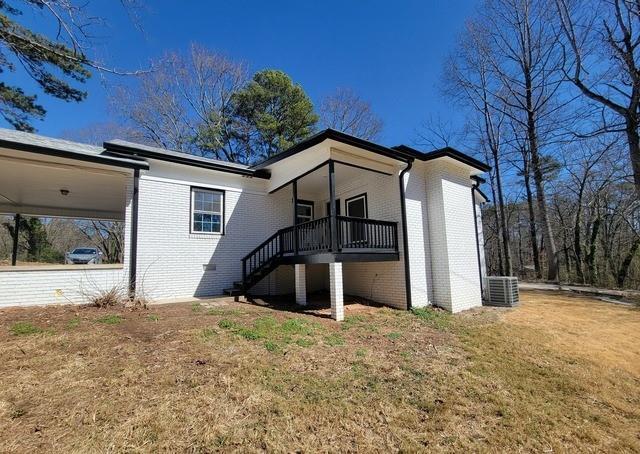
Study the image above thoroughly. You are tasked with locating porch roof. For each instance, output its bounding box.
[251,129,416,170]
[252,129,491,173]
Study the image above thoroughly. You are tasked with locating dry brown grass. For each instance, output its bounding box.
[0,290,638,452]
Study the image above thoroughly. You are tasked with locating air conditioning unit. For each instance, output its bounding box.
[484,276,519,307]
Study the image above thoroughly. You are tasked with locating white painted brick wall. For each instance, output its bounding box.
[476,201,487,296]
[423,161,482,312]
[134,177,274,299]
[0,267,125,307]
[329,262,344,321]
[294,264,306,305]
[404,167,431,308]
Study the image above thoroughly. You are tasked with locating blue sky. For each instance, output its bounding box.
[9,0,480,148]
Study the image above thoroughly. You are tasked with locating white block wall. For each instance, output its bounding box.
[0,267,125,307]
[134,177,274,299]
[403,166,432,307]
[476,201,487,295]
[423,161,482,312]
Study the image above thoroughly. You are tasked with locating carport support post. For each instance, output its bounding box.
[11,213,20,266]
[293,179,298,254]
[295,264,307,306]
[128,169,140,298]
[329,262,344,321]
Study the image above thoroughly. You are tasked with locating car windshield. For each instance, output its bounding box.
[72,248,97,255]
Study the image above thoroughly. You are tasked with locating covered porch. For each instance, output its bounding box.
[235,137,412,320]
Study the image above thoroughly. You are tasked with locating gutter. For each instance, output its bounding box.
[399,158,414,310]
[0,139,149,170]
[471,181,484,299]
[104,142,269,179]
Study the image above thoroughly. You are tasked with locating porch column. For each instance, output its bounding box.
[294,264,307,306]
[11,213,20,266]
[293,179,299,254]
[328,160,338,252]
[329,262,344,321]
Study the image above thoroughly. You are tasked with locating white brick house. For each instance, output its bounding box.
[0,128,489,320]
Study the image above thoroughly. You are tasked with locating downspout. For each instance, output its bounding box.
[471,181,484,300]
[399,158,414,310]
[129,168,140,298]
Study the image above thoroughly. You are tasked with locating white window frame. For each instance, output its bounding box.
[296,200,314,224]
[191,187,224,234]
[345,193,368,218]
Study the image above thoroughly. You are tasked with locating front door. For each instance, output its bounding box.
[345,194,367,246]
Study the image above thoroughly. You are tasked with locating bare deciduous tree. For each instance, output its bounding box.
[110,44,249,162]
[319,88,383,140]
[556,0,640,198]
[475,0,565,281]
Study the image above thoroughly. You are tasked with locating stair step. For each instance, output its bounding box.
[224,288,244,296]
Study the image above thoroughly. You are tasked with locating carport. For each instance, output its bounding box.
[0,129,147,306]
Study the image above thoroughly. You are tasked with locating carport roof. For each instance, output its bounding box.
[0,128,149,170]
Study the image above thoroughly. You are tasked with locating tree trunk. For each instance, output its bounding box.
[585,216,600,285]
[626,117,640,199]
[489,177,505,275]
[523,157,542,279]
[616,237,640,288]
[517,212,525,273]
[573,184,586,283]
[493,156,513,275]
[526,96,559,281]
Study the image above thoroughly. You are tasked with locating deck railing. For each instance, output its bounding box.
[242,216,398,286]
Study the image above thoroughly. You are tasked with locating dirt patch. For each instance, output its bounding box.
[0,292,637,452]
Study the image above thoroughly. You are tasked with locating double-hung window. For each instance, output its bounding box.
[191,188,224,234]
[296,200,314,224]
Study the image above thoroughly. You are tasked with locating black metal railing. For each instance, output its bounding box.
[241,216,398,287]
[242,229,282,283]
[337,216,398,251]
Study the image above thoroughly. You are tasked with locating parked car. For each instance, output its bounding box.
[65,247,103,265]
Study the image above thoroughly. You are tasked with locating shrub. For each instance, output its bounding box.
[90,286,124,308]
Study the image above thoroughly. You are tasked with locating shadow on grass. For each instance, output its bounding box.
[242,290,385,320]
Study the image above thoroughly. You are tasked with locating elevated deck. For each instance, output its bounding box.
[225,216,399,297]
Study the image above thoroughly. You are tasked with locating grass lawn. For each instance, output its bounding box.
[0,290,638,452]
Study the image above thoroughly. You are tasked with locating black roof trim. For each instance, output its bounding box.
[0,138,149,170]
[252,129,415,170]
[104,141,270,179]
[392,145,491,172]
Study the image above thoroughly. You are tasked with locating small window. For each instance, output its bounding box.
[296,200,314,224]
[191,188,224,234]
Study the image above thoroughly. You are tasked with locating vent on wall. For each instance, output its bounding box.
[485,276,519,307]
